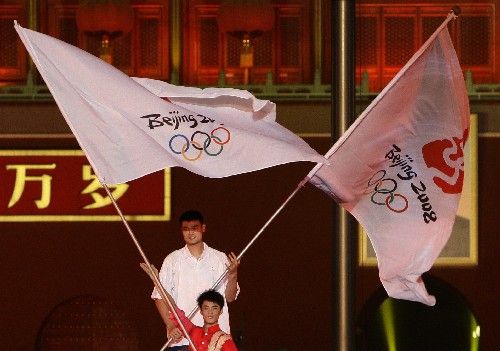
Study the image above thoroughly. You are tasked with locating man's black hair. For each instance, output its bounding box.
[197,289,225,309]
[179,210,204,224]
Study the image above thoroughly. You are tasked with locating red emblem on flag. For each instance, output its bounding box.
[421,129,469,194]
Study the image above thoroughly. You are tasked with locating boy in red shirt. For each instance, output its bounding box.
[141,263,237,351]
[168,289,238,351]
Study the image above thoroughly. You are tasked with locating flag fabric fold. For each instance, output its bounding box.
[14,22,324,185]
[309,16,470,305]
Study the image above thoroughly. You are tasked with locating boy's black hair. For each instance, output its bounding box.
[179,210,204,224]
[197,289,225,309]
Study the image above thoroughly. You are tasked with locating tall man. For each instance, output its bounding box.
[151,210,240,350]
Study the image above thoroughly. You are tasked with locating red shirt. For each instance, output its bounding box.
[170,308,238,351]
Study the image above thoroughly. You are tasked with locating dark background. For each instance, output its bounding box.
[0,137,498,350]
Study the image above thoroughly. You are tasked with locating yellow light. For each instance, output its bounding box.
[470,318,480,351]
[380,299,397,351]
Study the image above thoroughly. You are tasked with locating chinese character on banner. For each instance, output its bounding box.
[0,150,170,221]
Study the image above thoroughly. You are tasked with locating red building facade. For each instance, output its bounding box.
[0,1,499,350]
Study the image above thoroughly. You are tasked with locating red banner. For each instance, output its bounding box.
[0,150,170,221]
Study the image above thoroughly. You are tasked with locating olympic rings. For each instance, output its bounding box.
[191,131,211,150]
[374,178,397,194]
[363,170,386,194]
[203,135,224,156]
[385,193,408,213]
[181,140,202,161]
[169,134,189,154]
[168,127,231,161]
[211,126,231,145]
[366,170,408,213]
[368,170,386,186]
[371,191,393,206]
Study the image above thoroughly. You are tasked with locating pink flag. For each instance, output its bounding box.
[309,15,469,305]
[14,22,324,185]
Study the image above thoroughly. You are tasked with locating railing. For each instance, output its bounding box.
[464,70,500,98]
[206,70,374,100]
[0,69,498,102]
[0,69,52,101]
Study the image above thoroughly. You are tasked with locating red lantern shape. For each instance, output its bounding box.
[76,1,134,64]
[218,1,274,38]
[218,0,274,84]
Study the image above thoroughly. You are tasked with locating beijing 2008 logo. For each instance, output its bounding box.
[421,128,469,194]
[168,127,231,161]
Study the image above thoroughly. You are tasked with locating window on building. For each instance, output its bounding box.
[0,0,169,86]
[0,2,27,83]
[323,2,494,91]
[182,0,312,86]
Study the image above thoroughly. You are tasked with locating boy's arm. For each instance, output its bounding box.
[154,299,182,340]
[168,306,195,332]
[221,337,238,351]
[153,298,194,342]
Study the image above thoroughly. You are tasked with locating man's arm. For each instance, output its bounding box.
[224,252,240,303]
[140,263,182,341]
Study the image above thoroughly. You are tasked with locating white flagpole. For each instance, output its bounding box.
[101,184,199,351]
[160,176,310,350]
[161,10,460,350]
[307,9,458,180]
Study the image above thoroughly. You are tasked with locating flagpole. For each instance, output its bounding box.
[161,14,466,351]
[160,9,460,351]
[307,10,458,181]
[160,176,310,350]
[101,184,199,351]
[329,1,356,350]
[159,9,457,349]
[302,8,460,350]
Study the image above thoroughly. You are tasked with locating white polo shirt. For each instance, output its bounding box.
[151,243,239,347]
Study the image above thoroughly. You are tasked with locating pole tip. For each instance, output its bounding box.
[451,6,461,16]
